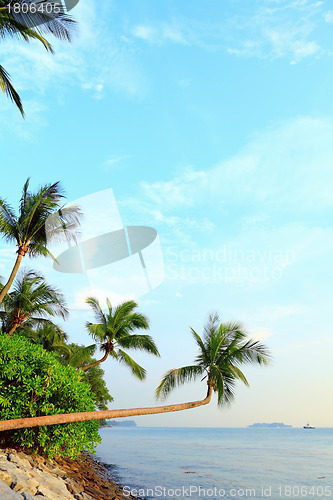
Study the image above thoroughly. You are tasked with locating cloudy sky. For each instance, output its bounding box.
[0,0,332,427]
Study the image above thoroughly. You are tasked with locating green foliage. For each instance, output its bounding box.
[84,297,160,378]
[0,335,100,459]
[0,269,68,334]
[63,343,113,410]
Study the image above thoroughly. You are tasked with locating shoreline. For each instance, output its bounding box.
[0,445,134,499]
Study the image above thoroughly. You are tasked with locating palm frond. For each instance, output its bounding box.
[233,339,272,366]
[0,64,24,116]
[86,297,106,325]
[112,301,139,332]
[116,333,160,356]
[85,322,110,343]
[156,365,205,400]
[0,198,20,243]
[117,349,146,380]
[65,344,97,368]
[0,1,76,42]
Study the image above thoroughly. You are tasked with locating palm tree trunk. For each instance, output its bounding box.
[0,386,212,432]
[7,323,18,337]
[0,247,27,305]
[79,349,110,372]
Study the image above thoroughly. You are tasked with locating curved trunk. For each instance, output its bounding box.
[0,245,28,305]
[79,349,110,372]
[0,252,24,305]
[7,323,18,337]
[0,386,212,432]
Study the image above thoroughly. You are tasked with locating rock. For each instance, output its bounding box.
[37,484,70,500]
[0,469,13,486]
[8,454,32,470]
[78,493,95,500]
[0,479,22,499]
[0,447,130,500]
[37,474,73,499]
[65,477,84,495]
[12,472,39,495]
[20,492,36,500]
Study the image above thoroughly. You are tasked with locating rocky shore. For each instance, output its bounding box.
[0,447,128,500]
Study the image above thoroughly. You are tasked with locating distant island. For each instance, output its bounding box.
[105,420,137,427]
[248,422,292,428]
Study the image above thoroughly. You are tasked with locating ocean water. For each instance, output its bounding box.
[95,427,333,500]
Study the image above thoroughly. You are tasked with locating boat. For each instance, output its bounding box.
[303,423,315,429]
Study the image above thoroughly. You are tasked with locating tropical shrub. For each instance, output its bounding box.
[63,343,113,410]
[0,335,100,458]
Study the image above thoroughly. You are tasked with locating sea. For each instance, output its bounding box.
[95,427,333,500]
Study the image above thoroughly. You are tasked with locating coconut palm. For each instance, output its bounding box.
[0,178,81,305]
[0,312,271,432]
[0,0,76,115]
[0,269,68,336]
[156,312,271,405]
[19,322,70,356]
[79,297,160,378]
[62,342,97,370]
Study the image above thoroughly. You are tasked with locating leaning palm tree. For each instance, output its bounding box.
[156,313,271,405]
[0,269,68,336]
[0,178,81,305]
[79,297,160,378]
[0,312,271,432]
[0,0,76,115]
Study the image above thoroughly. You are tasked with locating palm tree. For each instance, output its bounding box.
[0,312,271,431]
[0,178,81,305]
[19,323,71,357]
[62,342,97,370]
[79,297,160,378]
[0,0,76,115]
[0,269,68,336]
[156,313,271,405]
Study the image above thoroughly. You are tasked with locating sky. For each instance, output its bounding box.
[0,0,333,428]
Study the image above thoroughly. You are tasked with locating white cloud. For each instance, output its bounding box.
[132,22,188,46]
[141,168,207,208]
[324,10,333,22]
[117,117,333,293]
[132,25,157,42]
[135,117,333,217]
[102,155,130,172]
[178,79,191,89]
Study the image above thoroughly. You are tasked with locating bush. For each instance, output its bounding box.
[0,335,101,458]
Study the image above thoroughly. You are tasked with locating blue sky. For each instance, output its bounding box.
[1,0,333,427]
